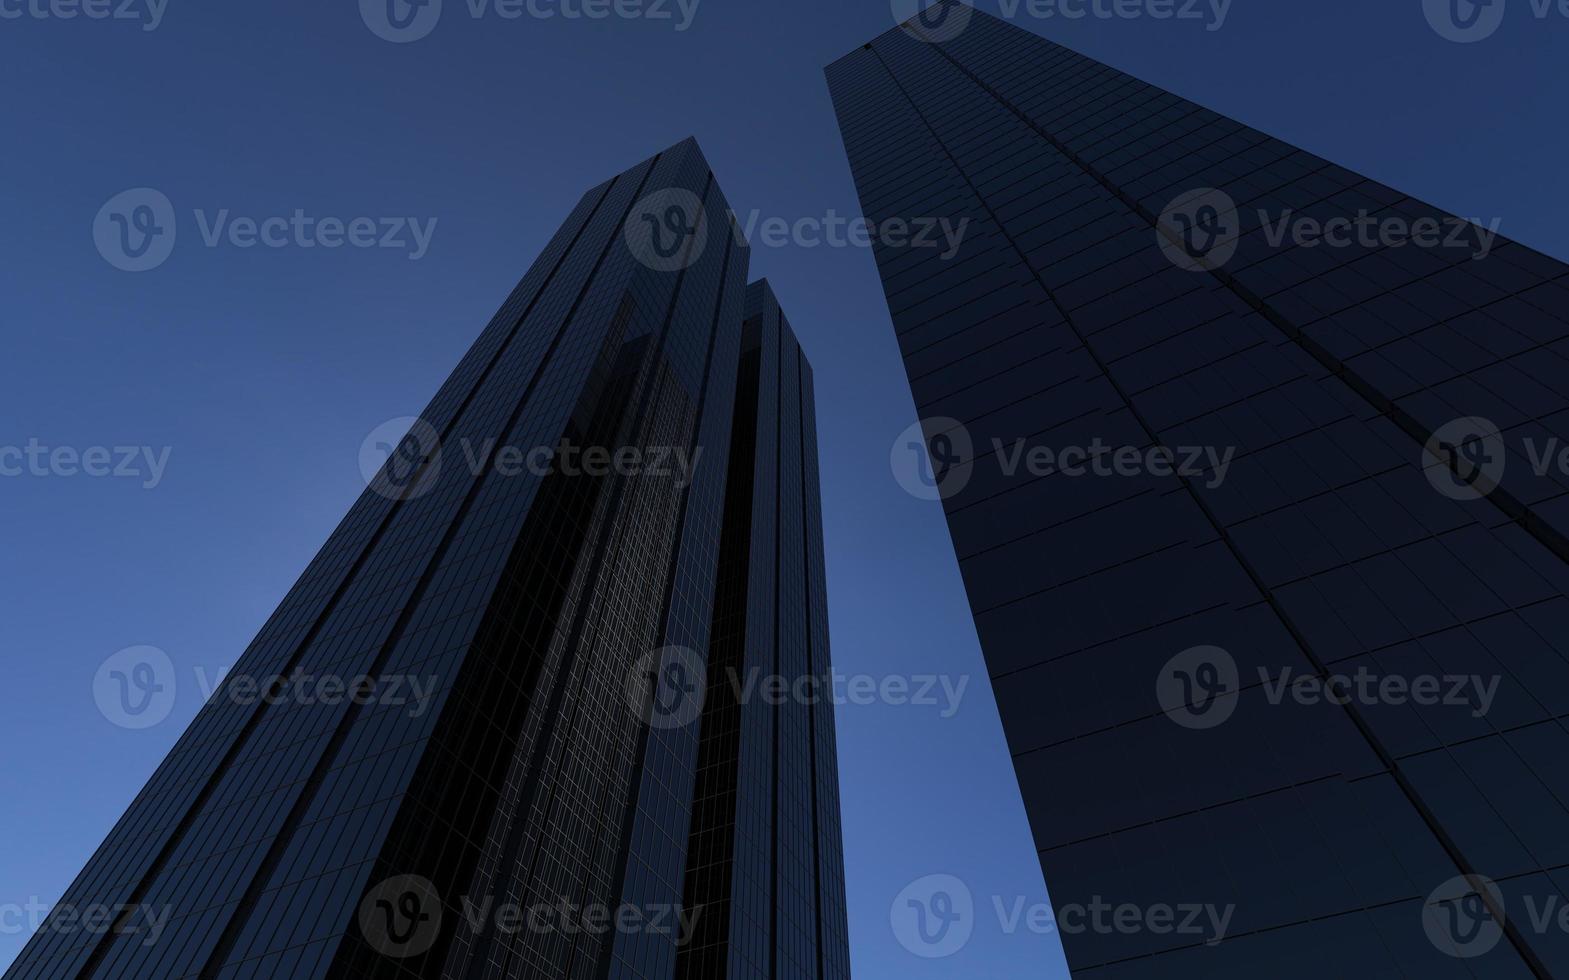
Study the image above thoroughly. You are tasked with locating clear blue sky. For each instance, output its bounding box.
[2,1,1565,976]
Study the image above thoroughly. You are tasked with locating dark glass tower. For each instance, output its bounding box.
[678,282,851,980]
[8,139,850,980]
[829,7,1569,977]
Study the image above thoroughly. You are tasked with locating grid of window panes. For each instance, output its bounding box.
[829,7,1569,976]
[606,198,754,980]
[673,283,852,980]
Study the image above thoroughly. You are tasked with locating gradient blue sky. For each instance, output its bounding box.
[2,1,1566,976]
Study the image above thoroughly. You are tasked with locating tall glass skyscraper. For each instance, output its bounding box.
[7,139,850,980]
[829,5,1569,976]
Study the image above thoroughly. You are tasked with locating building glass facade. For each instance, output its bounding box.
[829,6,1569,976]
[7,139,851,980]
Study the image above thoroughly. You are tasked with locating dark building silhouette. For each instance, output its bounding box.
[8,140,850,980]
[829,6,1569,976]
[678,283,851,980]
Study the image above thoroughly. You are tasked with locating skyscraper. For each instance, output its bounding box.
[829,6,1569,976]
[7,139,850,980]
